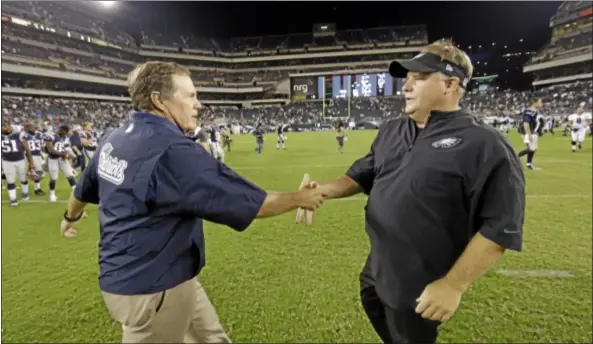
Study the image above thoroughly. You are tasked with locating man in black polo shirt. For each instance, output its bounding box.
[60,61,326,343]
[306,39,525,343]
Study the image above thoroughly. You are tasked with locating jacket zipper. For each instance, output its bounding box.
[408,116,433,152]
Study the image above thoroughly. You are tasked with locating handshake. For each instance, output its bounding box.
[293,173,325,226]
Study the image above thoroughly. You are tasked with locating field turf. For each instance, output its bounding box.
[1,129,592,343]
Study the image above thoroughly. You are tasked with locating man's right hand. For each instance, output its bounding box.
[294,186,326,211]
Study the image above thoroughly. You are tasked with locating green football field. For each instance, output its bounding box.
[1,129,592,343]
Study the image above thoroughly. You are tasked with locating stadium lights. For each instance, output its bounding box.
[98,1,116,7]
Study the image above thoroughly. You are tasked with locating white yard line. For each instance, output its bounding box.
[495,269,574,278]
[2,194,591,205]
[229,159,592,170]
[334,194,592,201]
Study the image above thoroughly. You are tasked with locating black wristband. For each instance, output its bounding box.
[64,210,83,223]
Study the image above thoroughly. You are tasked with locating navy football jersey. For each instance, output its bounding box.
[206,126,219,142]
[23,131,44,156]
[43,132,71,159]
[1,132,26,161]
[253,128,265,143]
[520,107,539,133]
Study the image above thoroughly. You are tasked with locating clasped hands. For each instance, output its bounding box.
[294,173,325,226]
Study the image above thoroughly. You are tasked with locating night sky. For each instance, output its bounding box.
[123,1,562,89]
[129,1,560,46]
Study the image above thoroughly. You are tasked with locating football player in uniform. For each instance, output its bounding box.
[517,98,542,170]
[22,122,46,196]
[205,120,224,161]
[335,121,346,154]
[80,122,99,160]
[501,116,512,136]
[544,116,555,135]
[276,123,288,150]
[220,125,232,152]
[253,124,265,155]
[1,123,35,206]
[69,125,85,174]
[193,125,211,154]
[567,106,592,152]
[43,125,77,202]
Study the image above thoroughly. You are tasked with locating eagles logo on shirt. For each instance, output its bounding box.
[432,137,463,149]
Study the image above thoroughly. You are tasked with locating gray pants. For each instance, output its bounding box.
[1,159,27,184]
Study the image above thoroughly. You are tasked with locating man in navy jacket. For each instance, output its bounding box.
[61,61,326,343]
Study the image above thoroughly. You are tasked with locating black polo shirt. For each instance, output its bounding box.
[347,110,525,309]
[74,112,267,295]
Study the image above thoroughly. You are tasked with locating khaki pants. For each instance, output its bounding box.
[102,278,231,343]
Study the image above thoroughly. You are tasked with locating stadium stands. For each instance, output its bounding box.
[524,1,592,86]
[1,1,591,132]
[3,80,591,131]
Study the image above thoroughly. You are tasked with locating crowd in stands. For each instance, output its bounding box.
[530,30,592,64]
[0,0,426,90]
[528,2,591,66]
[140,26,427,54]
[1,22,405,86]
[2,2,428,55]
[550,1,592,26]
[1,1,590,134]
[2,1,429,57]
[3,80,591,131]
[1,1,136,48]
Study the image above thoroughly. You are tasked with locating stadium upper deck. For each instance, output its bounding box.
[0,1,427,99]
[523,1,592,86]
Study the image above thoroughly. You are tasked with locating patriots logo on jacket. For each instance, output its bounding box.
[98,143,128,185]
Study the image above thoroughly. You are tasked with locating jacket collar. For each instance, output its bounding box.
[132,112,183,135]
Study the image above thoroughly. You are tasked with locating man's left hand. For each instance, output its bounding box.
[60,211,88,238]
[415,277,465,323]
[60,219,78,238]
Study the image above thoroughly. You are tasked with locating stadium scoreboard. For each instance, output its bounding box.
[290,73,403,100]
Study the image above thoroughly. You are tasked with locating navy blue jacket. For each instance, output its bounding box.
[70,132,83,153]
[74,112,267,295]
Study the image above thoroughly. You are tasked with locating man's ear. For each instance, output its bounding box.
[445,77,461,95]
[150,91,167,113]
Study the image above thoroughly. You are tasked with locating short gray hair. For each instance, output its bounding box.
[127,61,191,111]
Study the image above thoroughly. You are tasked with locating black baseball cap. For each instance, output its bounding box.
[389,52,471,88]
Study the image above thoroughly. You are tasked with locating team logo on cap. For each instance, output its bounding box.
[432,137,463,149]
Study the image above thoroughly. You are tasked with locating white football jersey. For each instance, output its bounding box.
[568,113,591,130]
